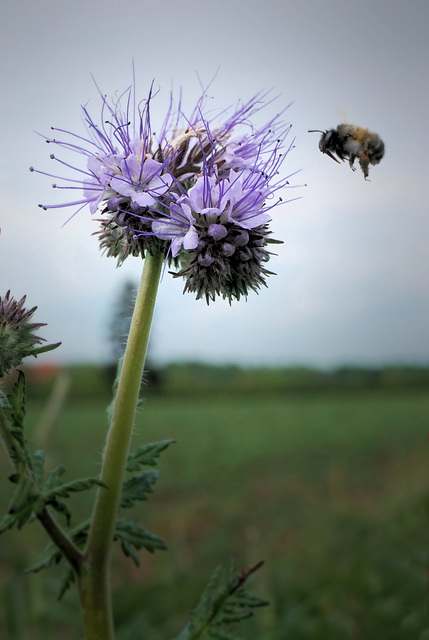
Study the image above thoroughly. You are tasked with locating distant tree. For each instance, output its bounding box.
[108,279,137,363]
[107,279,162,392]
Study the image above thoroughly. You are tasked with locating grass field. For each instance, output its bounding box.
[1,390,429,639]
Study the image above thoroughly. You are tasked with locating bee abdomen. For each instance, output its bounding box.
[367,137,385,165]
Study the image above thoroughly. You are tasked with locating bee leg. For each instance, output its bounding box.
[348,153,357,172]
[324,149,341,164]
[359,153,370,180]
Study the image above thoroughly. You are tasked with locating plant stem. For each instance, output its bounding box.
[37,507,84,573]
[78,251,164,640]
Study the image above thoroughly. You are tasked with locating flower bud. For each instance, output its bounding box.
[0,291,61,378]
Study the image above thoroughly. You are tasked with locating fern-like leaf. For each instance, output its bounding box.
[114,517,167,566]
[26,519,90,575]
[35,451,107,525]
[0,475,38,532]
[173,556,268,640]
[2,370,31,467]
[120,470,159,508]
[126,440,175,472]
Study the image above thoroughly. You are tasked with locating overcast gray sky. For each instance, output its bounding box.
[1,0,428,367]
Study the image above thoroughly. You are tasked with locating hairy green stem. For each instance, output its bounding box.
[78,251,163,640]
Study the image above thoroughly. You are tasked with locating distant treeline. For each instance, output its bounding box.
[22,362,429,402]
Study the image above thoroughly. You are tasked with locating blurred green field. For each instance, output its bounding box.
[1,389,429,639]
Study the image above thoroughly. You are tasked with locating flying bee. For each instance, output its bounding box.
[308,124,385,180]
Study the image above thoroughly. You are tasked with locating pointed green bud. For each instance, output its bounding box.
[0,291,61,378]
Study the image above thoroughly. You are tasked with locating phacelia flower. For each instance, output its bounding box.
[31,74,300,301]
[0,292,61,378]
[152,170,283,302]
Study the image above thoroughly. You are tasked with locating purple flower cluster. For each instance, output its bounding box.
[32,77,298,302]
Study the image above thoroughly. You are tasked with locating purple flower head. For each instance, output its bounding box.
[151,159,293,303]
[31,72,300,294]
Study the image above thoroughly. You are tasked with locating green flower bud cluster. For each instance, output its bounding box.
[0,291,60,378]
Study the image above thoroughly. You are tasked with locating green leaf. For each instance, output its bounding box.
[120,470,159,508]
[2,370,30,467]
[46,498,72,526]
[44,476,108,501]
[1,442,106,532]
[0,475,39,532]
[25,539,63,573]
[26,449,107,525]
[42,475,107,526]
[0,388,8,409]
[114,517,167,566]
[40,475,106,527]
[58,566,76,601]
[32,450,47,486]
[31,342,62,357]
[43,463,67,492]
[172,557,268,640]
[126,439,175,472]
[29,519,82,575]
[4,370,26,428]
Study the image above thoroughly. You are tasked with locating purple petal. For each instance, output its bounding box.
[208,224,228,240]
[182,226,199,251]
[131,191,156,207]
[110,175,135,197]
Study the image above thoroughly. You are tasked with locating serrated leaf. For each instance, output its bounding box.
[32,450,46,486]
[4,370,26,428]
[114,517,167,565]
[26,519,90,600]
[6,475,36,512]
[67,518,91,547]
[120,539,141,566]
[43,463,67,492]
[44,476,107,501]
[26,539,63,573]
[2,371,30,466]
[0,476,39,532]
[0,502,33,532]
[47,498,72,526]
[40,475,106,527]
[229,588,267,609]
[58,567,76,601]
[0,388,9,408]
[26,519,91,575]
[126,440,175,472]
[120,470,159,508]
[26,519,83,598]
[172,557,268,640]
